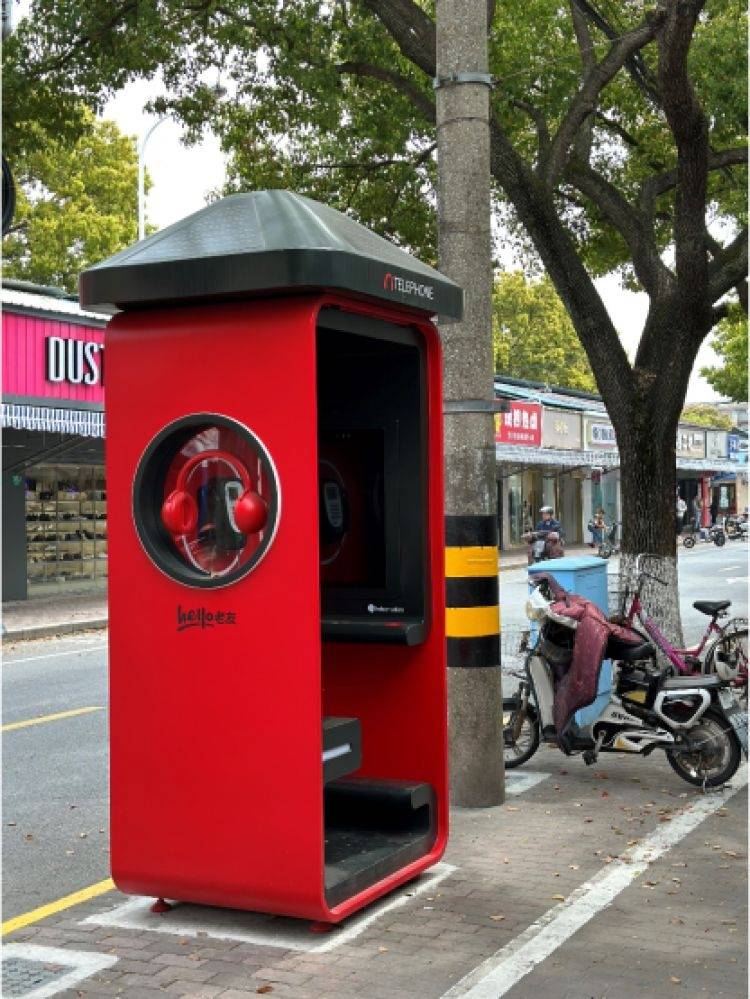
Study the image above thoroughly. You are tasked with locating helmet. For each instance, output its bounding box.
[540,505,553,514]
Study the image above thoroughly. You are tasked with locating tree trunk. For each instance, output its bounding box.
[437,0,504,806]
[615,398,683,647]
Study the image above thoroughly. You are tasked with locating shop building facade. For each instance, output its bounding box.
[494,376,740,551]
[2,281,109,600]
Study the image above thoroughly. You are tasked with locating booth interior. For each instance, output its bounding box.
[316,307,436,906]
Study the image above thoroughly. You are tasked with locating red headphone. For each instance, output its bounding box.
[161,449,268,537]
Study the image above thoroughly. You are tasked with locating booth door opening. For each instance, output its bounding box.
[316,310,437,907]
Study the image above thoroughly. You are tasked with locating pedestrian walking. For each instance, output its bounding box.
[693,495,703,532]
[710,496,719,525]
[676,493,687,535]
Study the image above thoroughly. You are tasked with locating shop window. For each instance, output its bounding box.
[25,466,107,593]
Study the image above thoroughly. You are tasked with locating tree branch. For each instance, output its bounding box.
[570,0,663,105]
[708,228,748,305]
[336,60,435,121]
[639,146,748,220]
[295,142,437,173]
[508,99,550,160]
[657,0,710,306]
[541,12,662,186]
[565,162,675,296]
[21,1,140,82]
[569,0,595,163]
[487,114,634,405]
[361,0,436,77]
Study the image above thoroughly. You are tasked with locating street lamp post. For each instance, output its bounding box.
[137,116,168,241]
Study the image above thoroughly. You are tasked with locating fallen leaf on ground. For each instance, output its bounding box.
[670,976,682,984]
[378,946,389,952]
[256,987,273,995]
[506,806,519,812]
[669,917,684,925]
[551,894,565,901]
[569,864,580,870]
[489,915,506,921]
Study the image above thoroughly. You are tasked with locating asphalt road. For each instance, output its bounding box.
[2,634,109,921]
[1,540,747,923]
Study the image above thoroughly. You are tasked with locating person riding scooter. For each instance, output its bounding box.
[524,506,564,563]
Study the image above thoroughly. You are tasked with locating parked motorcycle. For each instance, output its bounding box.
[724,515,748,541]
[682,523,726,548]
[503,581,747,787]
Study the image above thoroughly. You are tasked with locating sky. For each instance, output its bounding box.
[13,1,726,402]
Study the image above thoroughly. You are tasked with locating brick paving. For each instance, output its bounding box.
[6,750,746,998]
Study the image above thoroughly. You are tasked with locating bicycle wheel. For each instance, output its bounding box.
[682,535,696,548]
[503,696,540,769]
[705,628,748,710]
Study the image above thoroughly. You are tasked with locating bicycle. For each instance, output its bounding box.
[616,554,748,706]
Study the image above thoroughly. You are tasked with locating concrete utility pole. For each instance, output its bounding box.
[436,0,504,806]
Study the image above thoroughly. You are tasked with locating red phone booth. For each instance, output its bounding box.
[80,191,462,923]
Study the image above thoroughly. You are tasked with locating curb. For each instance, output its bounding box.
[2,618,108,645]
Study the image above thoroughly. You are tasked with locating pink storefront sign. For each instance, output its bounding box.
[2,311,105,404]
[494,400,542,446]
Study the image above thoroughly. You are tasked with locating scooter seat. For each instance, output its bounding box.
[693,600,730,616]
[662,673,721,690]
[606,635,654,663]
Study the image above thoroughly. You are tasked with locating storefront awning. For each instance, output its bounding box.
[1,403,105,437]
[495,443,738,475]
[676,456,737,473]
[495,443,619,468]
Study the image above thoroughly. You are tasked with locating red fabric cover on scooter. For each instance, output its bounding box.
[533,573,643,748]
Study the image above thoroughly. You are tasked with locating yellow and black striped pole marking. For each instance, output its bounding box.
[445,515,500,667]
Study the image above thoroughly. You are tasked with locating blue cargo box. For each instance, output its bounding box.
[528,556,611,731]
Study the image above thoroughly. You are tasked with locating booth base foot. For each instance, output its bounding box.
[151,898,172,913]
[309,921,334,934]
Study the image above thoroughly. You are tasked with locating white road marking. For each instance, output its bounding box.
[2,645,107,665]
[718,565,741,573]
[1,943,117,998]
[505,771,550,796]
[83,862,456,952]
[726,577,748,585]
[442,765,748,999]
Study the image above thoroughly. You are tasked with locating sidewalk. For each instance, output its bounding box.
[2,589,108,643]
[4,753,746,998]
[499,544,597,572]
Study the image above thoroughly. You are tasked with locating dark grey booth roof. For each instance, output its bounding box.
[79,190,463,319]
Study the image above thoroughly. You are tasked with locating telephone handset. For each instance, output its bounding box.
[161,449,268,538]
[320,478,349,543]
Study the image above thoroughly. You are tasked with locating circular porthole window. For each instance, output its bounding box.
[133,414,280,588]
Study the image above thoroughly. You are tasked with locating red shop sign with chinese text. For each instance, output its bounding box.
[494,400,542,446]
